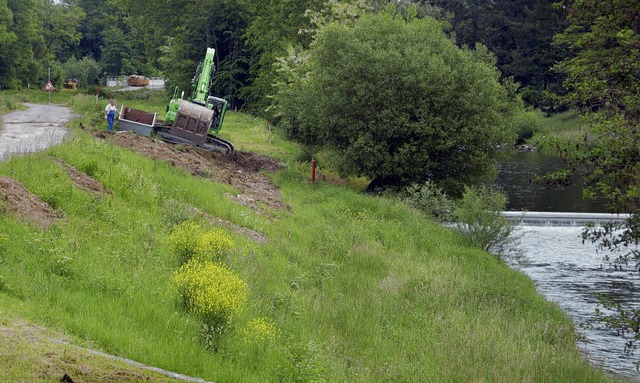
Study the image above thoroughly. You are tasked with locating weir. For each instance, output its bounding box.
[501,211,631,227]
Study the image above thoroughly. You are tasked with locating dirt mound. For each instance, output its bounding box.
[102,132,287,214]
[52,158,110,197]
[0,176,61,229]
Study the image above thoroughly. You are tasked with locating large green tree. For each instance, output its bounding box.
[550,0,640,359]
[242,0,324,114]
[0,0,18,89]
[0,0,45,88]
[39,0,86,63]
[275,7,521,194]
[552,0,640,213]
[117,0,251,106]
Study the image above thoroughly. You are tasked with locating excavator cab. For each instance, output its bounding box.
[207,96,227,135]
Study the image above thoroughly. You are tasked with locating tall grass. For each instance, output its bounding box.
[0,94,618,382]
[528,109,586,150]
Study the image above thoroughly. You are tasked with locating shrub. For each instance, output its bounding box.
[452,186,520,256]
[513,110,544,144]
[402,181,452,221]
[171,260,248,331]
[195,229,235,263]
[62,56,102,88]
[275,12,521,194]
[167,221,235,264]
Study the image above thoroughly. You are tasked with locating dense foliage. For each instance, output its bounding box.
[549,0,640,359]
[431,0,567,107]
[0,1,567,108]
[551,0,639,214]
[275,9,521,194]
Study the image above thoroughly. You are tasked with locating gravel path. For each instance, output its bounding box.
[0,103,77,161]
[48,338,216,383]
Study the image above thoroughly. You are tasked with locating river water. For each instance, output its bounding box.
[498,152,639,380]
[509,225,640,381]
[495,151,609,213]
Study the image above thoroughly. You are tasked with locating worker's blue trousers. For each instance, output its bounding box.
[107,110,116,132]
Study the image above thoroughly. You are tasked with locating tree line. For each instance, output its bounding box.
[2,0,564,110]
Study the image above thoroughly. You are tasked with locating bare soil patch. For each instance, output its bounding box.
[100,132,287,215]
[187,206,269,244]
[0,176,60,229]
[52,157,110,197]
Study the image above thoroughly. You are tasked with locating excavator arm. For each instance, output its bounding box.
[190,48,216,105]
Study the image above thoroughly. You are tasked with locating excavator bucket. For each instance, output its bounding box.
[118,106,157,136]
[169,100,214,145]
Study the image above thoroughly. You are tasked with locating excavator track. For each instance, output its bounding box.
[207,135,235,155]
[155,123,235,155]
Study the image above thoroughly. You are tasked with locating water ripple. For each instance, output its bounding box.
[510,225,640,381]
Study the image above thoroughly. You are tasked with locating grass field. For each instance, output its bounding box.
[0,89,620,382]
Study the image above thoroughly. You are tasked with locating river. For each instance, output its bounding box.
[495,150,609,213]
[508,225,640,381]
[498,152,639,381]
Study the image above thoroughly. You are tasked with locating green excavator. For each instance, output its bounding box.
[118,48,233,154]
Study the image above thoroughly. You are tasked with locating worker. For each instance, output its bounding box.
[104,99,117,133]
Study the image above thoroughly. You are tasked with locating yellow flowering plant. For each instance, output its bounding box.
[242,317,278,346]
[171,260,248,330]
[194,228,235,263]
[166,220,205,264]
[167,221,235,264]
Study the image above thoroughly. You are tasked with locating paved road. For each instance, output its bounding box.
[0,103,77,161]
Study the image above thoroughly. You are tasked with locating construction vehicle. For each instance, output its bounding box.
[127,75,150,87]
[118,48,233,154]
[62,78,79,91]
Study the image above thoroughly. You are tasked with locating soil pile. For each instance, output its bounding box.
[0,176,60,229]
[105,132,287,214]
[52,157,110,197]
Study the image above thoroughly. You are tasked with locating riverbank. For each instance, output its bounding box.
[0,91,619,382]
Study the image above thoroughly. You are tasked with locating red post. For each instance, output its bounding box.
[311,159,316,183]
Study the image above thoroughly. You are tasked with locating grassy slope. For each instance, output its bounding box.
[0,90,616,382]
